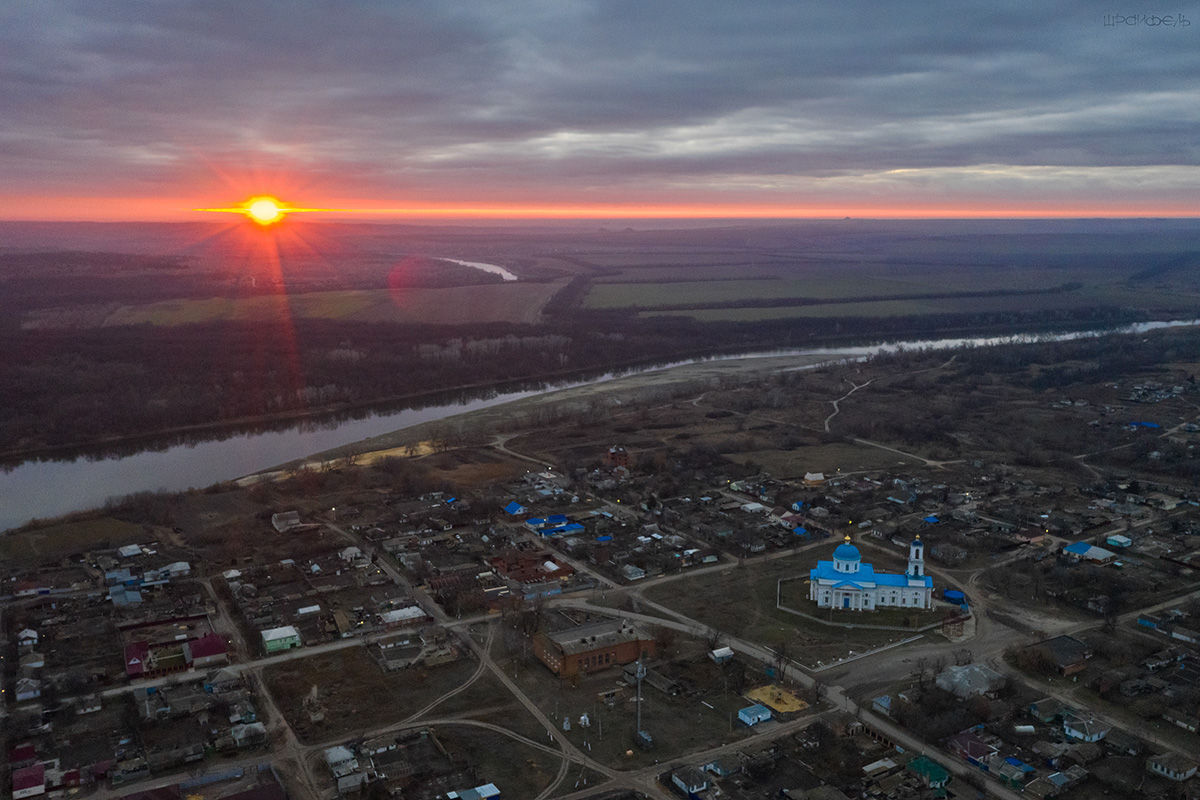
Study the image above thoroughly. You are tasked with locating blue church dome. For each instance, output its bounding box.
[833,537,861,561]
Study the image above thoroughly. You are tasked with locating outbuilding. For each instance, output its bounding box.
[709,646,734,664]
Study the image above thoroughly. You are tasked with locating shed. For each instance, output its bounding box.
[709,646,734,664]
[271,511,301,532]
[446,784,500,800]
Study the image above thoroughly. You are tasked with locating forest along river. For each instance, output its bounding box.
[0,318,1196,531]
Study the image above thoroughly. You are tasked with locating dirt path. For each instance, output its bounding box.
[285,352,855,471]
[824,378,874,432]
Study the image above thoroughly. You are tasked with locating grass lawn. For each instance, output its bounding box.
[0,516,144,564]
[101,283,563,327]
[642,557,903,664]
[777,577,953,630]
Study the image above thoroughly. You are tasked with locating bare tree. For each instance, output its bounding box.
[774,641,791,684]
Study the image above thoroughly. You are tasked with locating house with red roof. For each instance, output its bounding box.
[12,763,46,799]
[183,633,228,668]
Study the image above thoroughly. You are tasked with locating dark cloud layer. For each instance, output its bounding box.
[1,0,1197,216]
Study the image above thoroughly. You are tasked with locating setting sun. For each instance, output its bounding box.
[197,196,335,224]
[247,198,283,224]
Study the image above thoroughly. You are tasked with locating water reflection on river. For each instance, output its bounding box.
[1,319,1196,531]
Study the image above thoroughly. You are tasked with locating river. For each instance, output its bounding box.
[440,257,519,281]
[1,318,1196,532]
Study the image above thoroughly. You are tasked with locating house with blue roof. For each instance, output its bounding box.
[808,535,934,611]
[1061,541,1116,564]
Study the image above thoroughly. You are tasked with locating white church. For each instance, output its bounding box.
[809,534,934,611]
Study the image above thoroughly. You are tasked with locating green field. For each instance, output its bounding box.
[584,264,1138,309]
[27,283,567,328]
[0,516,143,563]
[642,556,901,660]
[581,245,1200,321]
[651,284,1200,321]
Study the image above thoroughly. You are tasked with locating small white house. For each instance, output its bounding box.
[672,767,709,795]
[1063,714,1110,742]
[324,745,359,777]
[1147,752,1199,782]
[620,564,646,581]
[738,704,772,726]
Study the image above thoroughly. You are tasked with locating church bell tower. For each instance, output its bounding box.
[908,535,925,579]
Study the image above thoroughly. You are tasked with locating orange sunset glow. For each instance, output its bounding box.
[197,196,337,225]
[0,4,1195,225]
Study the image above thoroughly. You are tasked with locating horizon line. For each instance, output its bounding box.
[1,211,1199,224]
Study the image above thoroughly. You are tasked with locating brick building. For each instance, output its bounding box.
[533,620,655,678]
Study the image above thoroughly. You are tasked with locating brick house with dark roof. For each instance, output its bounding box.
[533,619,655,678]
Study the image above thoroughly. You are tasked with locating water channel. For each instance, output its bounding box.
[1,318,1196,532]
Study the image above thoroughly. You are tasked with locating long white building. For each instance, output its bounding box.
[809,535,933,611]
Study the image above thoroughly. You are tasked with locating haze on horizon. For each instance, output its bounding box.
[1,1,1198,222]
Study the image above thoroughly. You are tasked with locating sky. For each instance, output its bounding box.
[1,1,1198,221]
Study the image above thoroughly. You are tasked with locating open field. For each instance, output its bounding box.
[642,557,904,661]
[262,647,479,743]
[498,642,766,770]
[53,282,567,327]
[725,443,923,477]
[662,284,1200,322]
[0,516,143,562]
[434,726,567,799]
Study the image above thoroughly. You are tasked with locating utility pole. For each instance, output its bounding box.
[635,658,646,735]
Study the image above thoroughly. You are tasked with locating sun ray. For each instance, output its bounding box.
[197,195,339,226]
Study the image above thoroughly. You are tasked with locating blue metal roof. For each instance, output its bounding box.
[739,703,770,717]
[833,542,861,561]
[811,560,932,588]
[1063,542,1090,555]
